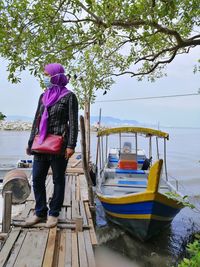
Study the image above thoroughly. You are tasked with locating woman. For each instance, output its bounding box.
[26,63,78,227]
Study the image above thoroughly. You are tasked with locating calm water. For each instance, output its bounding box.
[0,129,200,266]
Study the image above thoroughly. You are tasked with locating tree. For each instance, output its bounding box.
[0,0,199,160]
[0,112,6,121]
[69,44,117,161]
[0,0,199,83]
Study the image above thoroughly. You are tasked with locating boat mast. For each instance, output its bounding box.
[119,132,122,152]
[149,136,152,161]
[105,135,108,162]
[99,136,102,170]
[95,108,102,171]
[101,136,104,167]
[156,137,160,159]
[164,138,168,181]
[135,133,138,160]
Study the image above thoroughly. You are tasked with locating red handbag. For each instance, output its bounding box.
[31,134,63,154]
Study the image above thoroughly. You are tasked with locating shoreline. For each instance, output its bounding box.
[0,121,32,131]
[0,120,103,132]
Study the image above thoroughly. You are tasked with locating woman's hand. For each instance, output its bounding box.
[65,148,74,159]
[26,147,32,155]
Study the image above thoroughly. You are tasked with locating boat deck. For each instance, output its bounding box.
[0,153,98,267]
[101,163,169,196]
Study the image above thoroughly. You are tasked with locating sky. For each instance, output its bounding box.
[0,46,199,128]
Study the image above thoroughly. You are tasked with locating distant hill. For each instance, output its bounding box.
[4,115,198,129]
[6,115,33,122]
[6,115,140,126]
[90,116,139,126]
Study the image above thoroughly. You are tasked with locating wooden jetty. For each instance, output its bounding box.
[0,153,98,267]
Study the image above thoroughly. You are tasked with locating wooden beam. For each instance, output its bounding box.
[57,230,66,267]
[5,230,27,267]
[2,191,12,233]
[72,231,79,267]
[75,216,83,232]
[65,230,72,267]
[79,115,94,206]
[0,228,21,267]
[78,232,88,267]
[13,229,49,267]
[84,231,96,267]
[42,227,57,267]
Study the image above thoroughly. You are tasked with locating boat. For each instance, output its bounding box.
[95,126,184,241]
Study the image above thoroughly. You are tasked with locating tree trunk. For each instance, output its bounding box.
[79,115,94,206]
[84,100,90,163]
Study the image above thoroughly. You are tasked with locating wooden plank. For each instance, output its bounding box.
[46,175,54,202]
[63,176,72,207]
[59,207,66,221]
[79,175,88,201]
[0,233,7,241]
[42,227,57,267]
[63,176,69,206]
[84,202,92,220]
[57,230,66,267]
[72,200,80,220]
[66,168,84,174]
[79,201,88,226]
[76,176,80,201]
[48,175,54,196]
[88,218,98,245]
[71,159,82,168]
[65,230,72,267]
[6,230,27,267]
[66,207,72,221]
[71,232,79,267]
[84,231,96,267]
[75,216,83,232]
[52,230,61,267]
[71,176,76,201]
[14,201,34,220]
[0,228,21,267]
[13,229,48,267]
[45,182,51,202]
[78,232,88,267]
[84,203,97,245]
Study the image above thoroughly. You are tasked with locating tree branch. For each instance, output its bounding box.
[188,34,200,41]
[135,46,178,63]
[51,0,68,21]
[76,1,105,25]
[111,49,178,77]
[62,18,95,23]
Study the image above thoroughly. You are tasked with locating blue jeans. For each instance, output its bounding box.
[32,157,68,217]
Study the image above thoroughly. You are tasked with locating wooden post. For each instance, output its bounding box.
[80,115,94,207]
[84,100,90,163]
[2,191,12,233]
[75,216,83,232]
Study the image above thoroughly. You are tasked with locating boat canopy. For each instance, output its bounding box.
[97,127,169,139]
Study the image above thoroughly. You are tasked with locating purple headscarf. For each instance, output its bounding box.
[38,63,71,144]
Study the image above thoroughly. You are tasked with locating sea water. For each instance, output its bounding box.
[0,129,200,266]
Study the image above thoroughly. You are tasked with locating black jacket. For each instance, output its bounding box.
[28,91,78,157]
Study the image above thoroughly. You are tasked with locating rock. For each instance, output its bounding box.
[0,120,32,131]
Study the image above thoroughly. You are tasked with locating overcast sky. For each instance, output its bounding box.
[0,46,199,127]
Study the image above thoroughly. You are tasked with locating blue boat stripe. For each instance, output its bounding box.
[109,159,145,164]
[116,169,145,174]
[109,158,118,162]
[118,180,147,185]
[138,160,145,164]
[101,201,179,217]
